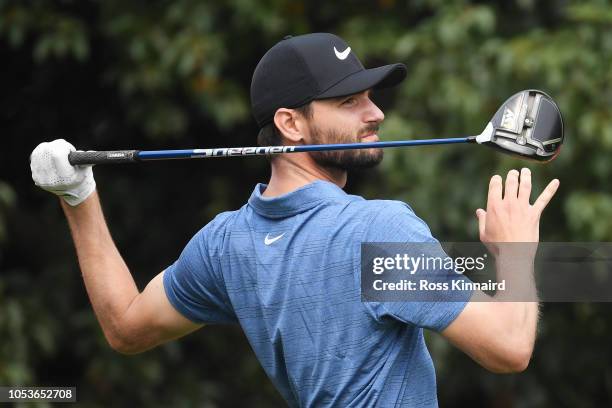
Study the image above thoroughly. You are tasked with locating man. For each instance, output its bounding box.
[30,33,559,406]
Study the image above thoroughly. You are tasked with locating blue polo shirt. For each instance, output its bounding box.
[163,180,470,407]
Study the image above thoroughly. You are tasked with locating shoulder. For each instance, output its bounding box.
[203,210,236,233]
[318,193,419,228]
[346,197,419,224]
[351,198,417,214]
[352,199,435,242]
[188,210,239,251]
[173,210,239,273]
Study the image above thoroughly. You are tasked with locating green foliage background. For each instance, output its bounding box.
[1,0,611,406]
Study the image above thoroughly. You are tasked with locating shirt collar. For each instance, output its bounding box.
[248,180,347,219]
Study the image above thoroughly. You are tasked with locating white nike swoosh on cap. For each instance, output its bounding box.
[334,46,351,60]
[264,232,285,245]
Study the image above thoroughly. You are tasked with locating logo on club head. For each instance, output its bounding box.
[334,46,351,60]
[501,108,516,130]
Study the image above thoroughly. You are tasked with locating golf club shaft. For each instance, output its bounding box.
[68,137,476,165]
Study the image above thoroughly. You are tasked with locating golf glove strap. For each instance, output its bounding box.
[30,139,96,206]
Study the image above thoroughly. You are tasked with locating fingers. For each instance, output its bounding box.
[30,139,80,187]
[476,208,486,238]
[504,169,520,200]
[518,168,532,203]
[487,175,503,209]
[533,179,560,213]
[50,142,76,179]
[54,139,76,152]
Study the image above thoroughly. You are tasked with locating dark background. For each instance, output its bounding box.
[1,0,611,406]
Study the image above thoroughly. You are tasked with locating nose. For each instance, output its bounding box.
[363,96,385,124]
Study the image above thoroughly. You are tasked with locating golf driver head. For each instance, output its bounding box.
[476,90,564,162]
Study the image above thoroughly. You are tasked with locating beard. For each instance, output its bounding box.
[308,123,383,171]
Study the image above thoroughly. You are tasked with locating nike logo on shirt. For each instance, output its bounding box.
[264,233,285,245]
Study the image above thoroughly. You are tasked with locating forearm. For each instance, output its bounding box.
[61,191,139,346]
[445,170,558,373]
[492,248,539,356]
[453,249,539,373]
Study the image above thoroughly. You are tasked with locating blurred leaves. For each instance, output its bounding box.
[566,193,612,240]
[0,180,16,243]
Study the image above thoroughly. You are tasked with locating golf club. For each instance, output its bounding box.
[68,89,564,166]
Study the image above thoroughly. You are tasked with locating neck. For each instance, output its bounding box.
[263,154,347,197]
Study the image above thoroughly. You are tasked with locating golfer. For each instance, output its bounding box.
[30,33,559,407]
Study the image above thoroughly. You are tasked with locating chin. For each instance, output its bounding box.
[339,149,384,170]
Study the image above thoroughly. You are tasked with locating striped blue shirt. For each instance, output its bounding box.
[163,180,470,407]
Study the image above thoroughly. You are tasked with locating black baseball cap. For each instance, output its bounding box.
[250,33,407,128]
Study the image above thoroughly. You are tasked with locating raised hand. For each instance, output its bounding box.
[476,168,559,254]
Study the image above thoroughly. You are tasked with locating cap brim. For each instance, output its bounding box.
[316,63,407,99]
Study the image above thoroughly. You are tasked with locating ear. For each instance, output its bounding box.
[273,108,307,143]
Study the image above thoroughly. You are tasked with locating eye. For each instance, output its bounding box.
[342,97,357,106]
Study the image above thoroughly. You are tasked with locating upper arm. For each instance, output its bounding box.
[440,293,535,373]
[361,201,472,331]
[115,271,204,354]
[361,201,533,372]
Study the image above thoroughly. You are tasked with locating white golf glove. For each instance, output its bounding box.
[30,139,96,206]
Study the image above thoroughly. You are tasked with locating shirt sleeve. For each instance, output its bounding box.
[163,219,237,325]
[361,201,473,332]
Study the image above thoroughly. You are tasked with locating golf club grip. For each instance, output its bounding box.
[68,150,140,165]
